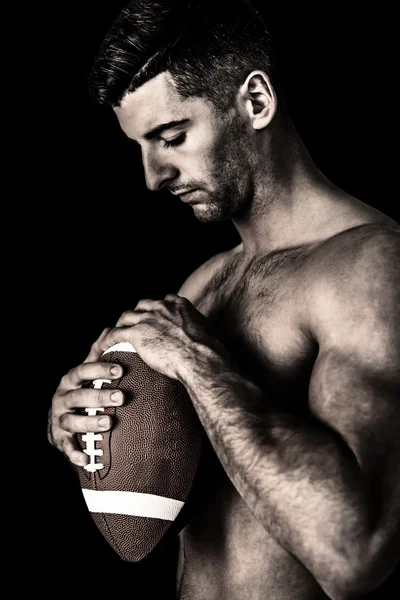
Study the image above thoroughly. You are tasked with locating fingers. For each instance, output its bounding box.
[59,361,123,391]
[49,357,125,467]
[49,412,112,467]
[60,435,89,468]
[48,408,113,466]
[84,327,113,362]
[164,294,188,304]
[60,413,113,434]
[115,296,185,327]
[115,299,165,327]
[99,326,136,352]
[115,295,189,327]
[57,386,124,411]
[49,386,121,465]
[116,311,146,328]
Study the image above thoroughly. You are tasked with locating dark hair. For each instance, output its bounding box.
[88,0,285,113]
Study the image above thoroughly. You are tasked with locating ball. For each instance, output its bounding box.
[76,342,204,562]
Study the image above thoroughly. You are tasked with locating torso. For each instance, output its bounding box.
[176,218,399,600]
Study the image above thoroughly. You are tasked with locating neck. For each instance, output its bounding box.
[232,116,361,255]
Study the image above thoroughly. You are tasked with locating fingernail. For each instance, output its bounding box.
[98,417,109,427]
[111,391,122,403]
[111,366,122,376]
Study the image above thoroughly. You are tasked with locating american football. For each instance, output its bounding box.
[76,342,204,562]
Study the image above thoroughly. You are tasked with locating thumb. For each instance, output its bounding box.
[83,327,112,363]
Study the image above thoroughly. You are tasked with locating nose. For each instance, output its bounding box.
[141,147,178,192]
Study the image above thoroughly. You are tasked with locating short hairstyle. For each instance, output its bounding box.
[88,0,286,113]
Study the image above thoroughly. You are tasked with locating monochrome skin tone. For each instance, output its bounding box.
[48,3,400,598]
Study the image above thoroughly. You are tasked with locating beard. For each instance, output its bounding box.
[191,112,254,223]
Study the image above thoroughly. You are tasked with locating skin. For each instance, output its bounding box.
[48,70,400,599]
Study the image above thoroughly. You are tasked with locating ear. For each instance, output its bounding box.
[238,70,277,130]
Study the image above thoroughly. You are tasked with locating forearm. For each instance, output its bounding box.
[180,346,371,595]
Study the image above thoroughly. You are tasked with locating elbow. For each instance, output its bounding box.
[322,575,371,600]
[317,548,398,600]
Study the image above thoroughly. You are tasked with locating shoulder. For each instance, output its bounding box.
[306,223,400,362]
[310,223,400,294]
[311,223,399,285]
[177,243,243,303]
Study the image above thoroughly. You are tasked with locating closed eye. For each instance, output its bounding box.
[162,133,186,148]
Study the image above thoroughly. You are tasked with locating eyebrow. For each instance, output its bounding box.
[130,119,190,142]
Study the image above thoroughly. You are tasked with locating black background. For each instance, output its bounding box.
[30,1,398,597]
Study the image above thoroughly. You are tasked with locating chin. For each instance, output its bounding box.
[192,205,234,223]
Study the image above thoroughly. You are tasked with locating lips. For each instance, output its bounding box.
[171,189,196,197]
[179,190,200,203]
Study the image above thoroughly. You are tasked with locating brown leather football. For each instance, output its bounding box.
[76,342,204,562]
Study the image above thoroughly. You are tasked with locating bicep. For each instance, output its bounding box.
[307,231,400,559]
[308,229,400,472]
[309,347,399,481]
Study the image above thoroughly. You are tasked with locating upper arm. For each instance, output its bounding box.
[308,228,400,574]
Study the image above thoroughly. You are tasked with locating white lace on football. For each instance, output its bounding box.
[83,378,111,472]
[83,343,136,473]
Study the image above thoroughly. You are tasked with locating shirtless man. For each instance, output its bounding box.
[48,1,400,598]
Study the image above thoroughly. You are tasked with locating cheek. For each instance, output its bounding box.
[181,133,215,176]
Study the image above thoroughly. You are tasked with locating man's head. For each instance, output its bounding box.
[89,0,287,222]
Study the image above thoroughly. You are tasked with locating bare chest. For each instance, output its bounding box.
[177,246,323,599]
[193,247,318,411]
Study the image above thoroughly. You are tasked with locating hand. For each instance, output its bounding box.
[100,294,227,382]
[47,328,126,467]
